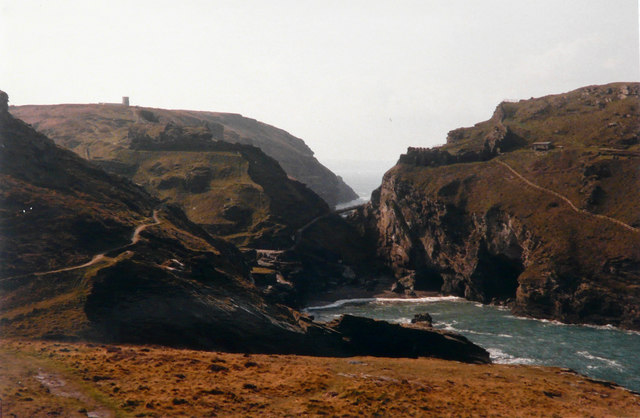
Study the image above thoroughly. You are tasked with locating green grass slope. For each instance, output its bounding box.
[10,104,357,206]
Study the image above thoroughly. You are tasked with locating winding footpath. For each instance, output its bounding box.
[497,160,639,233]
[21,210,162,278]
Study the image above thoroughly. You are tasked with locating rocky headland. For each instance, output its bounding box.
[351,82,640,330]
[0,89,487,363]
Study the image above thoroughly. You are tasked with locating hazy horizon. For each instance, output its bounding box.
[2,1,638,164]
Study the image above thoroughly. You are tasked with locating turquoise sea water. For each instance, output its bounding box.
[305,297,640,392]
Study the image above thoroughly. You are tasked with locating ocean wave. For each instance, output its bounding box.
[576,351,624,370]
[437,321,459,333]
[305,298,377,310]
[510,316,567,326]
[487,348,537,365]
[305,295,463,311]
[509,315,640,335]
[579,323,640,335]
[460,329,513,338]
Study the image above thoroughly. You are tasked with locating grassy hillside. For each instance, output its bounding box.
[0,90,320,351]
[357,82,640,328]
[10,103,357,206]
[9,105,336,248]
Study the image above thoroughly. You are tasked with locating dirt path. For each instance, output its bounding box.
[131,209,161,244]
[497,160,638,233]
[0,348,116,417]
[29,210,162,278]
[35,370,115,417]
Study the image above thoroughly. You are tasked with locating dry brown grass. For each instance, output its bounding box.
[1,339,638,417]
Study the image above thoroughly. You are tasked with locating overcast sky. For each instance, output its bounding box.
[1,0,638,164]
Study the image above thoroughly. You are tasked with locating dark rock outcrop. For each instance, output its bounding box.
[0,90,8,114]
[328,315,489,363]
[411,313,433,327]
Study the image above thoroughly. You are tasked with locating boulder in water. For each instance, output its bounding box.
[411,313,433,327]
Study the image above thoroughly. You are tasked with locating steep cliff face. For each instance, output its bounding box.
[10,104,357,206]
[1,90,487,362]
[354,83,640,330]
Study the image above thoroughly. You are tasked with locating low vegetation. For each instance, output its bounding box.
[2,339,638,417]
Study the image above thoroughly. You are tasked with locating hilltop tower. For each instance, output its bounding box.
[122,96,130,106]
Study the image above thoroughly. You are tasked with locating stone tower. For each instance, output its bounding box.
[122,96,130,106]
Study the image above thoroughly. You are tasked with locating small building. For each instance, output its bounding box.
[532,141,552,151]
[122,96,130,106]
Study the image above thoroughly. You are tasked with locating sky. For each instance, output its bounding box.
[1,0,639,167]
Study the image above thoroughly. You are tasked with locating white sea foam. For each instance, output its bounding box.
[487,348,537,365]
[576,351,624,370]
[461,329,513,338]
[510,315,640,335]
[511,316,567,326]
[438,321,459,333]
[305,295,462,311]
[305,298,377,310]
[579,323,640,335]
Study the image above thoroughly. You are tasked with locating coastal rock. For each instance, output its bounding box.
[327,315,490,363]
[351,83,640,330]
[411,313,433,327]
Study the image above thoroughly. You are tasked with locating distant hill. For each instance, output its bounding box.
[354,82,640,329]
[9,105,338,248]
[10,104,357,207]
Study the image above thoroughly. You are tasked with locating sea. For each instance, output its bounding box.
[305,297,640,393]
[323,158,393,210]
[322,160,640,393]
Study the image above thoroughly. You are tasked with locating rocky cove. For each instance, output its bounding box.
[0,89,490,364]
[2,83,640,414]
[305,296,640,393]
[345,83,640,331]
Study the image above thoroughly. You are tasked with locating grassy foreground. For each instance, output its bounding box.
[0,339,638,417]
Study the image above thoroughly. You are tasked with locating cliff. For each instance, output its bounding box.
[0,90,487,362]
[10,104,357,207]
[353,83,640,329]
